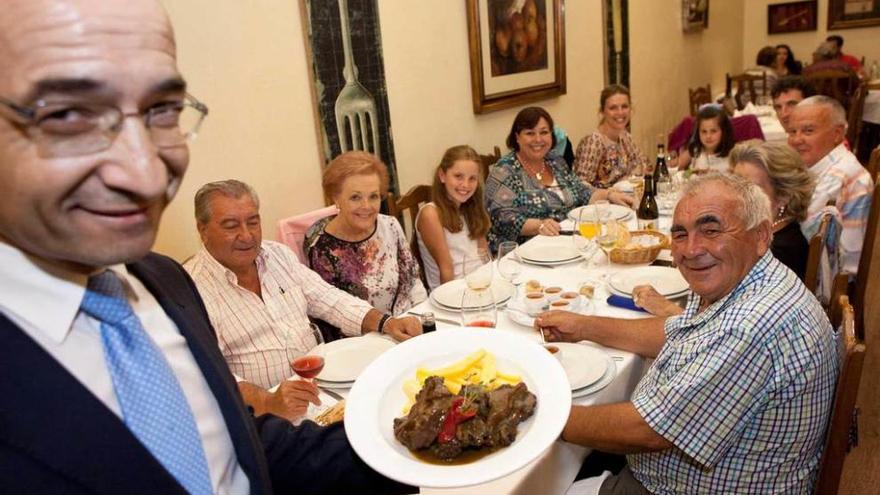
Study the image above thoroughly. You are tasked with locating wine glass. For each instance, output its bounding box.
[596,218,622,268]
[496,241,522,296]
[462,248,493,291]
[460,249,497,328]
[573,207,600,268]
[290,324,326,418]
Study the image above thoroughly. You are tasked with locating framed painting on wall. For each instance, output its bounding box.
[682,0,709,32]
[466,0,566,114]
[768,1,818,35]
[828,0,880,29]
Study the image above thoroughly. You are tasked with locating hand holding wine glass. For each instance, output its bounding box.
[289,323,328,419]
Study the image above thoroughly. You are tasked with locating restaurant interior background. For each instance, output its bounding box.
[156,0,880,260]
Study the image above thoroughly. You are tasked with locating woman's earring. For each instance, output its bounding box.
[777,205,786,219]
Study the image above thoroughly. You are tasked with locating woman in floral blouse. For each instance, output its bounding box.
[485,107,634,250]
[305,151,427,315]
[573,85,648,188]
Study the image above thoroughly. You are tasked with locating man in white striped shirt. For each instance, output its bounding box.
[185,180,421,422]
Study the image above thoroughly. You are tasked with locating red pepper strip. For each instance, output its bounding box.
[437,397,477,444]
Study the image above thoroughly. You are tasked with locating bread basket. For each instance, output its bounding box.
[609,230,669,264]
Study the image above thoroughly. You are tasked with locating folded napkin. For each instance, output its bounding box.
[606,294,649,313]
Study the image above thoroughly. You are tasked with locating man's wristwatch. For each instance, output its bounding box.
[377,314,392,334]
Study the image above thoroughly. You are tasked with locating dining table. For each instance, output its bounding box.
[293,204,681,494]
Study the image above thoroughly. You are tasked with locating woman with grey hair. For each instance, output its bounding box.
[729,140,815,280]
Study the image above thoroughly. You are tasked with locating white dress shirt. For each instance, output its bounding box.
[184,240,373,389]
[0,241,249,495]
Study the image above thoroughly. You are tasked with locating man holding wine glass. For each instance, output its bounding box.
[185,180,422,422]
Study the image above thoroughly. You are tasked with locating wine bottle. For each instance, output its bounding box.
[653,143,669,183]
[637,172,659,230]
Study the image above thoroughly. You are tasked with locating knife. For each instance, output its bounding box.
[606,294,649,313]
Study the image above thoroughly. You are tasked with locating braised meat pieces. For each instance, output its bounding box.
[393,376,537,461]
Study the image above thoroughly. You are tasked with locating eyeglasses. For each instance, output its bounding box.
[0,93,209,158]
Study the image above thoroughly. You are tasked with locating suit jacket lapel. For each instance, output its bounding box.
[128,255,272,494]
[0,314,185,495]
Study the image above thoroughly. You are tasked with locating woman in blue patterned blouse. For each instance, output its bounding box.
[485,107,634,250]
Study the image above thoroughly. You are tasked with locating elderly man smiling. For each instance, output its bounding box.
[788,95,874,274]
[537,173,840,494]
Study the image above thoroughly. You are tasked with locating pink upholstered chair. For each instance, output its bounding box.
[276,205,338,263]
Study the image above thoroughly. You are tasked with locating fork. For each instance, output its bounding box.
[334,0,380,155]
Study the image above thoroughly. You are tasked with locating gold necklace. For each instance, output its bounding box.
[518,154,547,181]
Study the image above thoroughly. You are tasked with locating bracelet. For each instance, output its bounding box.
[377,314,392,334]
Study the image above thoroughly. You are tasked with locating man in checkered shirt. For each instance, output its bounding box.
[539,173,840,494]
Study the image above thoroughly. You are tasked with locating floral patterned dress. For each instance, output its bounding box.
[573,130,647,188]
[304,214,427,316]
[484,151,593,251]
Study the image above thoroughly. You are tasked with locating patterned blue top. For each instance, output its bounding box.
[484,151,593,251]
[629,252,840,494]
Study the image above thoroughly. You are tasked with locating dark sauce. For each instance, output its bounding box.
[411,446,501,466]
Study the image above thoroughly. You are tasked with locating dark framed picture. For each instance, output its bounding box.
[466,0,566,114]
[682,0,710,32]
[768,1,818,34]
[828,0,880,30]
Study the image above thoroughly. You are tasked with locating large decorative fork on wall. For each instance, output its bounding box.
[334,0,380,155]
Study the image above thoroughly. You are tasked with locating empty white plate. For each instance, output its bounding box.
[430,278,514,309]
[609,266,689,296]
[517,236,580,263]
[314,335,396,382]
[567,204,633,222]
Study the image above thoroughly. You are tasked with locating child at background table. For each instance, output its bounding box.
[674,104,736,172]
[416,145,490,290]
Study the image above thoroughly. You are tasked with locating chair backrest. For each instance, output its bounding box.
[815,295,867,495]
[387,184,432,239]
[386,184,432,288]
[478,146,502,181]
[276,205,339,263]
[805,212,833,295]
[726,72,765,110]
[688,84,712,116]
[852,173,880,336]
[805,70,861,114]
[845,82,868,151]
[867,146,880,181]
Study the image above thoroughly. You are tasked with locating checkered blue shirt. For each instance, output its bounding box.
[629,252,840,494]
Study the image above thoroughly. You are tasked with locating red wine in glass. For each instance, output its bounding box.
[291,355,325,379]
[468,320,495,328]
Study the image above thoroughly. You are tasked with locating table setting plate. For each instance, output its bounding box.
[429,278,514,310]
[572,355,617,399]
[313,335,396,383]
[567,204,633,222]
[344,329,571,489]
[554,343,609,390]
[516,236,581,264]
[608,266,689,297]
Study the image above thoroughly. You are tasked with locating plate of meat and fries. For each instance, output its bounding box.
[344,329,571,488]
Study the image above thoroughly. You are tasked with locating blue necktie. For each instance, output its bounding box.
[81,271,213,494]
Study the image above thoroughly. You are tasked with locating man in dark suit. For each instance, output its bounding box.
[0,1,411,493]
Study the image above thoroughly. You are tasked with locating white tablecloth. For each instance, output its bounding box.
[414,213,678,494]
[734,104,787,143]
[863,87,880,125]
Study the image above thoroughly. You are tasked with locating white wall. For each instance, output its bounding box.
[743,0,880,71]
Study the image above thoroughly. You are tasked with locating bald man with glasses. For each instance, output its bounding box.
[0,1,410,493]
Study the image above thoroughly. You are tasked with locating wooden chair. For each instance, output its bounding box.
[478,146,502,181]
[805,212,833,297]
[387,184,432,287]
[867,145,880,182]
[688,84,712,116]
[851,173,880,337]
[846,82,868,152]
[726,72,766,110]
[814,295,867,495]
[805,70,861,113]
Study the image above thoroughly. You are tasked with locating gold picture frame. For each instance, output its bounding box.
[828,0,880,29]
[466,0,566,114]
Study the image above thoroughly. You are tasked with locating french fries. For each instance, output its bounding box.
[402,349,521,412]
